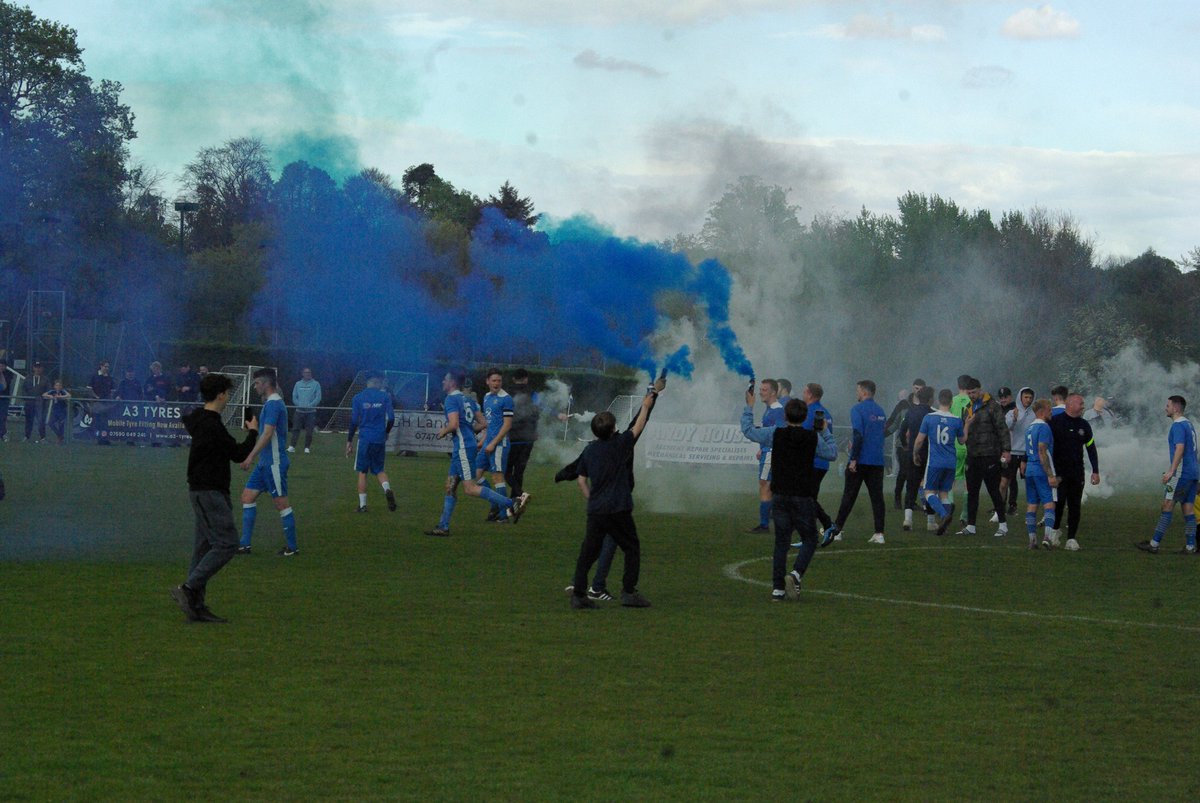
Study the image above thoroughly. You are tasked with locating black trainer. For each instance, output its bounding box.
[386,489,397,512]
[357,505,368,513]
[235,545,251,555]
[620,590,652,608]
[1135,540,1160,554]
[424,527,450,537]
[277,546,299,557]
[745,524,770,534]
[170,585,201,622]
[194,606,229,624]
[570,594,598,610]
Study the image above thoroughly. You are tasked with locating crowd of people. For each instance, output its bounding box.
[740,375,1198,601]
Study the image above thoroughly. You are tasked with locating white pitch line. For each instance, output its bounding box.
[723,550,1200,634]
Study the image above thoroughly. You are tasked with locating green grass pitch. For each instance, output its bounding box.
[2,436,1199,800]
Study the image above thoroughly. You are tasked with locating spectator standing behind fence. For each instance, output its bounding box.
[24,361,48,443]
[144,362,171,447]
[174,362,201,404]
[43,380,71,444]
[89,361,115,445]
[505,368,540,500]
[116,367,141,401]
[0,358,12,442]
[289,367,321,454]
[144,361,171,402]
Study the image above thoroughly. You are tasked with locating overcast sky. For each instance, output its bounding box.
[27,0,1200,261]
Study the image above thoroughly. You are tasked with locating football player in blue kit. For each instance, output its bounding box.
[237,368,299,557]
[1137,395,1199,554]
[425,370,529,537]
[346,372,396,513]
[911,388,966,536]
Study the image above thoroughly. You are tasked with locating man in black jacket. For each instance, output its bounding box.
[959,377,1011,536]
[1049,392,1100,551]
[170,373,258,623]
[504,368,539,500]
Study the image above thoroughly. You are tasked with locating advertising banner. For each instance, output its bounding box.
[82,401,193,445]
[388,409,453,454]
[640,421,760,466]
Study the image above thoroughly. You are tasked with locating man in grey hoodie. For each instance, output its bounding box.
[1001,386,1036,516]
[289,367,322,454]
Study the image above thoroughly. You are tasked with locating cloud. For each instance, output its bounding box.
[1002,5,1081,40]
[962,65,1014,89]
[574,49,666,78]
[814,14,946,42]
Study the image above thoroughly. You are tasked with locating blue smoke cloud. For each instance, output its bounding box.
[690,259,755,377]
[259,166,750,380]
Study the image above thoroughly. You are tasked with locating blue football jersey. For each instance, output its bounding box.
[257,395,289,468]
[444,391,475,456]
[351,387,394,445]
[1168,418,1199,481]
[760,401,785,452]
[1025,419,1054,476]
[482,390,514,445]
[851,399,887,466]
[920,410,963,470]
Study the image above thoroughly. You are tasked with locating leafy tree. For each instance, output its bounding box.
[0,0,136,312]
[183,136,273,250]
[697,176,803,274]
[401,162,481,229]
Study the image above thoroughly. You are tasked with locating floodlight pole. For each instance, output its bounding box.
[174,201,199,255]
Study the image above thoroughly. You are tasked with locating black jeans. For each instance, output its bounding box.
[904,459,927,511]
[1056,474,1084,539]
[965,455,1007,525]
[505,441,535,498]
[772,495,818,590]
[572,511,640,596]
[894,448,912,505]
[24,399,45,440]
[186,491,240,603]
[813,468,832,529]
[834,464,886,533]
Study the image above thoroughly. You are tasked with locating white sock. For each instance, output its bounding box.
[359,493,367,506]
[904,509,913,523]
[381,481,391,492]
[998,522,1008,533]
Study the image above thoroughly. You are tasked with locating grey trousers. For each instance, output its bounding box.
[187,490,239,600]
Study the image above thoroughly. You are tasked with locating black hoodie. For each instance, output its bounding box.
[182,407,257,492]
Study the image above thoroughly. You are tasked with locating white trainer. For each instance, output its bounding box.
[989,511,999,524]
[1065,538,1081,551]
[287,445,295,453]
[868,533,886,545]
[304,448,311,454]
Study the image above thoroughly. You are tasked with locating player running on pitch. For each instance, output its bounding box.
[425,370,528,537]
[911,389,965,536]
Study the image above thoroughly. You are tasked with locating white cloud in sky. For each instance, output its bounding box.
[813,14,947,41]
[1002,5,1082,40]
[574,50,667,78]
